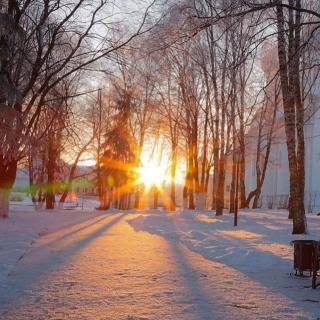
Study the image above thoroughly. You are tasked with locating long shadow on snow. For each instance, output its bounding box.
[166,240,232,320]
[34,214,118,249]
[0,212,127,310]
[130,213,320,319]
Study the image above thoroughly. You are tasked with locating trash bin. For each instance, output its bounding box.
[292,240,319,275]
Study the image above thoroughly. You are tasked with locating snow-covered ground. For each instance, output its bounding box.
[0,204,319,319]
[129,209,320,317]
[0,197,100,285]
[130,209,319,272]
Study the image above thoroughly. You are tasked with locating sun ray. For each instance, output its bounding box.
[136,160,168,191]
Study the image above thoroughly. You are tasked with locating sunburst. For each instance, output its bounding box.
[136,160,168,190]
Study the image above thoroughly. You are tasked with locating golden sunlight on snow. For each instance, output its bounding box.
[256,243,291,261]
[218,230,263,240]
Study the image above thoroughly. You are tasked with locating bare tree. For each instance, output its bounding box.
[0,0,157,218]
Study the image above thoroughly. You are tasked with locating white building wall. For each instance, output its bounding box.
[246,106,320,213]
[305,108,320,212]
[259,142,289,209]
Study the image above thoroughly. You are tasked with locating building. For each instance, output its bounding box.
[245,53,320,213]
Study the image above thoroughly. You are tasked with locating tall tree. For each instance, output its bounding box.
[276,0,307,233]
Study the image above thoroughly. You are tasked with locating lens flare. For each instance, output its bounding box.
[137,161,167,190]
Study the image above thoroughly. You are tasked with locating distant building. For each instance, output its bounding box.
[13,168,29,192]
[245,103,320,213]
[245,43,320,213]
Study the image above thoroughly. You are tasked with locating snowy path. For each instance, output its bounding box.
[0,211,318,320]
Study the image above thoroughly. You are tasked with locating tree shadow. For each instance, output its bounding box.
[130,212,320,319]
[172,214,320,318]
[165,240,230,320]
[34,213,118,249]
[0,213,127,308]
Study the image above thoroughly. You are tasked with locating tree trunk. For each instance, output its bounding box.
[189,188,195,210]
[170,146,177,211]
[293,0,305,223]
[107,189,113,209]
[229,81,236,214]
[198,91,209,211]
[216,156,226,215]
[207,22,220,211]
[211,166,218,210]
[28,151,36,203]
[216,99,226,215]
[230,150,236,213]
[134,187,140,209]
[239,142,246,208]
[97,165,104,208]
[252,189,262,209]
[276,1,306,234]
[153,186,159,209]
[182,184,188,209]
[0,189,10,218]
[59,187,70,204]
[238,67,247,209]
[0,158,17,218]
[46,141,55,209]
[186,142,195,210]
[215,29,229,216]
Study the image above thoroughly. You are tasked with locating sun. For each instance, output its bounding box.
[137,161,167,189]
